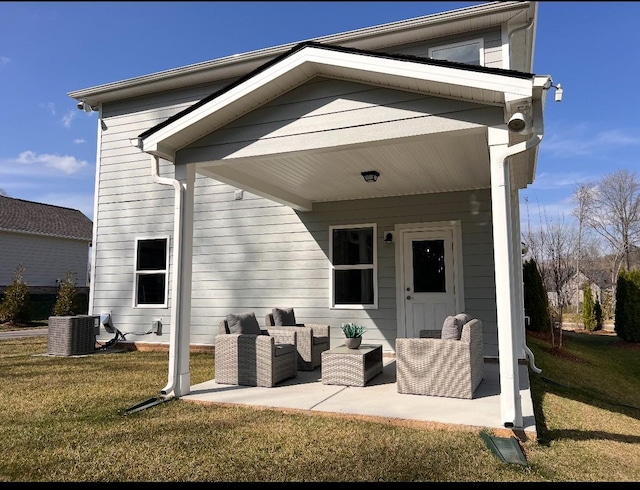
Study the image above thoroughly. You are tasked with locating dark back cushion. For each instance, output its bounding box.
[272,307,296,326]
[226,312,261,335]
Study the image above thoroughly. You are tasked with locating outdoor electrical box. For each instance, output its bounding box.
[152,320,162,335]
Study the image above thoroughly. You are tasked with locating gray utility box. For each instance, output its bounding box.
[47,315,100,356]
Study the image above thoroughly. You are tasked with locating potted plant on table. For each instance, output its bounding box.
[341,322,366,349]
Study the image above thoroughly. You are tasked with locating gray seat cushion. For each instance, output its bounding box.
[226,312,262,335]
[274,343,296,357]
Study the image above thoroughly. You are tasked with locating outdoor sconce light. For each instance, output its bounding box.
[361,170,380,183]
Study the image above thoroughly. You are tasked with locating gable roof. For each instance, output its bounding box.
[0,196,93,242]
[138,41,534,144]
[135,41,539,162]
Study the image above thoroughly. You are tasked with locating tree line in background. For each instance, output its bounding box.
[523,168,640,345]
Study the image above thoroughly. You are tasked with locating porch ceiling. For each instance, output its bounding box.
[195,127,496,210]
[139,43,538,211]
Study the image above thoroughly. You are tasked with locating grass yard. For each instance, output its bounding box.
[0,329,638,481]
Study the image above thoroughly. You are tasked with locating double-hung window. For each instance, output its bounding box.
[330,224,377,309]
[428,38,484,66]
[133,237,169,308]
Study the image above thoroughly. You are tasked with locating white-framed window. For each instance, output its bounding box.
[428,38,484,66]
[133,236,169,308]
[329,224,377,309]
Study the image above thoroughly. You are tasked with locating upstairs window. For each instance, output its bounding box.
[330,224,377,309]
[429,38,484,66]
[133,237,169,308]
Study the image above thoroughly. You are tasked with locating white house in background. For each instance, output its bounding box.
[69,1,560,430]
[0,196,93,288]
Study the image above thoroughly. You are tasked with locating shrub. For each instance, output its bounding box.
[615,270,640,342]
[582,284,597,331]
[0,265,32,325]
[53,272,80,316]
[523,258,551,332]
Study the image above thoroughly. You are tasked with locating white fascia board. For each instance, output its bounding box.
[306,48,533,99]
[141,45,534,158]
[140,50,314,156]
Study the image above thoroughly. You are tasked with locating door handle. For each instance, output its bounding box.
[406,295,411,300]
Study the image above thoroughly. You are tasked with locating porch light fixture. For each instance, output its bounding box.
[361,170,380,183]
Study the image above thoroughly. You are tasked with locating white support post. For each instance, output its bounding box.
[488,127,522,428]
[173,163,195,396]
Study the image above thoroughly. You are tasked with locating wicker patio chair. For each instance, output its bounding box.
[395,318,484,399]
[215,313,298,387]
[264,307,330,371]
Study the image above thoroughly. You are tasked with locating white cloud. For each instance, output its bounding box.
[39,102,56,115]
[0,56,10,66]
[61,110,76,128]
[73,138,86,144]
[14,150,88,174]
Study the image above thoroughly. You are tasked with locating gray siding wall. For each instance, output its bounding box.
[392,28,503,69]
[0,231,89,287]
[92,33,503,355]
[189,187,497,356]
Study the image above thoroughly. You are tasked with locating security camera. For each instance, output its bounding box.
[77,101,85,110]
[507,112,530,133]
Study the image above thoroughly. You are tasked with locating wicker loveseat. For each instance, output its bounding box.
[215,312,298,387]
[264,307,330,371]
[395,316,484,399]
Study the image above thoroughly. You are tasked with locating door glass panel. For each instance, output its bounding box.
[412,239,445,293]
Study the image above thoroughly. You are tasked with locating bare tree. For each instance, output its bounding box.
[578,169,640,273]
[523,199,579,347]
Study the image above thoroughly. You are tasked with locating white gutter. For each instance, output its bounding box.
[143,151,184,398]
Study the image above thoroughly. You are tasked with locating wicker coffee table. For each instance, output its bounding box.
[321,344,383,386]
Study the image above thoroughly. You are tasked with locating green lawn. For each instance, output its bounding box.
[0,330,638,481]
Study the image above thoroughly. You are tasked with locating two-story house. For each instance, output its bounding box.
[69,1,559,430]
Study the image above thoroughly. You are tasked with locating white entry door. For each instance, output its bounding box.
[402,229,457,338]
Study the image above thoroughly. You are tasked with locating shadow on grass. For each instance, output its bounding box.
[528,330,640,447]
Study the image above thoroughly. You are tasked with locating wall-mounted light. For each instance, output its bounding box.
[361,170,380,183]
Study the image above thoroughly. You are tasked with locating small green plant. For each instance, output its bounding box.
[341,322,366,338]
[0,265,32,325]
[53,272,80,316]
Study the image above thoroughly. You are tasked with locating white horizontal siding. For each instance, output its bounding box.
[0,232,89,287]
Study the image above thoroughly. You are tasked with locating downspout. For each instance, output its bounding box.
[149,154,184,398]
[501,91,546,376]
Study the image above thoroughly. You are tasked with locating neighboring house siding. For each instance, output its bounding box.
[0,231,89,287]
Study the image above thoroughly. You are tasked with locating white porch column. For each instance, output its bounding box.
[488,126,522,428]
[173,163,195,396]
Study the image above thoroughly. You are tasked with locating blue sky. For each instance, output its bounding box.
[1,1,639,227]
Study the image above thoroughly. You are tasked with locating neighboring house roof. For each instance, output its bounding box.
[0,196,93,242]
